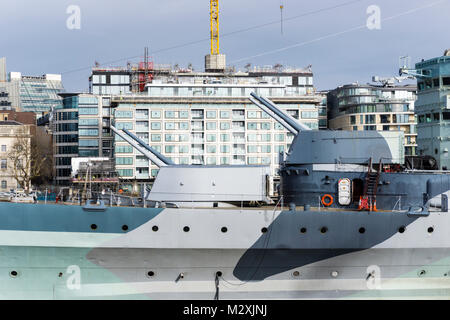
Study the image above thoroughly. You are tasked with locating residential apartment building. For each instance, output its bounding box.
[110,66,321,193]
[54,65,322,192]
[413,50,450,169]
[327,83,418,156]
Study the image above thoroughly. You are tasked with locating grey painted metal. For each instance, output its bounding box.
[148,165,272,203]
[286,130,404,165]
[250,92,311,133]
[110,125,167,167]
[122,128,174,166]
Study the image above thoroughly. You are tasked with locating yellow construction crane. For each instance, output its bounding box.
[210,0,220,56]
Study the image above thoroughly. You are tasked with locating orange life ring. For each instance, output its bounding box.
[321,194,333,207]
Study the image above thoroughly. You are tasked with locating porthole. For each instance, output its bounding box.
[293,271,300,277]
[152,225,159,232]
[10,271,18,278]
[418,270,426,277]
[261,227,268,234]
[320,227,328,234]
[221,227,228,233]
[90,224,97,230]
[428,227,434,233]
[359,227,366,234]
[216,271,223,277]
[183,226,190,232]
[300,227,307,234]
[398,226,406,233]
[122,225,129,231]
[147,271,155,277]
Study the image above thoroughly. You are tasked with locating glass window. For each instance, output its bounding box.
[260,122,271,130]
[206,111,217,119]
[220,134,230,142]
[79,108,98,115]
[79,139,98,147]
[274,134,284,142]
[247,122,258,130]
[207,145,217,153]
[247,145,258,153]
[178,122,189,130]
[115,110,133,118]
[116,122,133,130]
[247,111,258,119]
[179,111,189,119]
[79,118,98,126]
[165,145,176,153]
[117,169,133,177]
[274,123,284,130]
[206,134,216,142]
[206,122,217,130]
[79,129,99,136]
[165,134,176,142]
[220,145,230,153]
[115,145,133,153]
[220,122,230,130]
[151,122,161,130]
[165,122,175,130]
[151,134,161,142]
[443,112,450,120]
[179,145,189,153]
[443,77,450,86]
[151,110,161,118]
[116,157,133,165]
[165,111,176,118]
[220,111,230,119]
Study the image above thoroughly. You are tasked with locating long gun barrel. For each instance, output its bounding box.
[250,92,311,135]
[110,125,170,167]
[122,129,174,166]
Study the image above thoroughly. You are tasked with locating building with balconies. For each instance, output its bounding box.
[327,83,418,156]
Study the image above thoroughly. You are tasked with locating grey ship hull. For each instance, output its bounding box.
[2,202,450,299]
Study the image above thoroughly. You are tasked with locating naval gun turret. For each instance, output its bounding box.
[249,93,411,211]
[111,125,273,208]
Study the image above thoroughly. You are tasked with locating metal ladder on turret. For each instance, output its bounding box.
[359,158,382,212]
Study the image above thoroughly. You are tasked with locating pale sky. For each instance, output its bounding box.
[1,0,449,92]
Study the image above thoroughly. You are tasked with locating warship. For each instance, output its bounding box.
[2,93,450,300]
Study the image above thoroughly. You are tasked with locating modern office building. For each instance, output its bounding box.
[327,83,418,156]
[412,50,450,169]
[52,93,114,185]
[8,72,64,116]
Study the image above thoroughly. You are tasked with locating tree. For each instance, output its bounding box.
[7,127,51,193]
